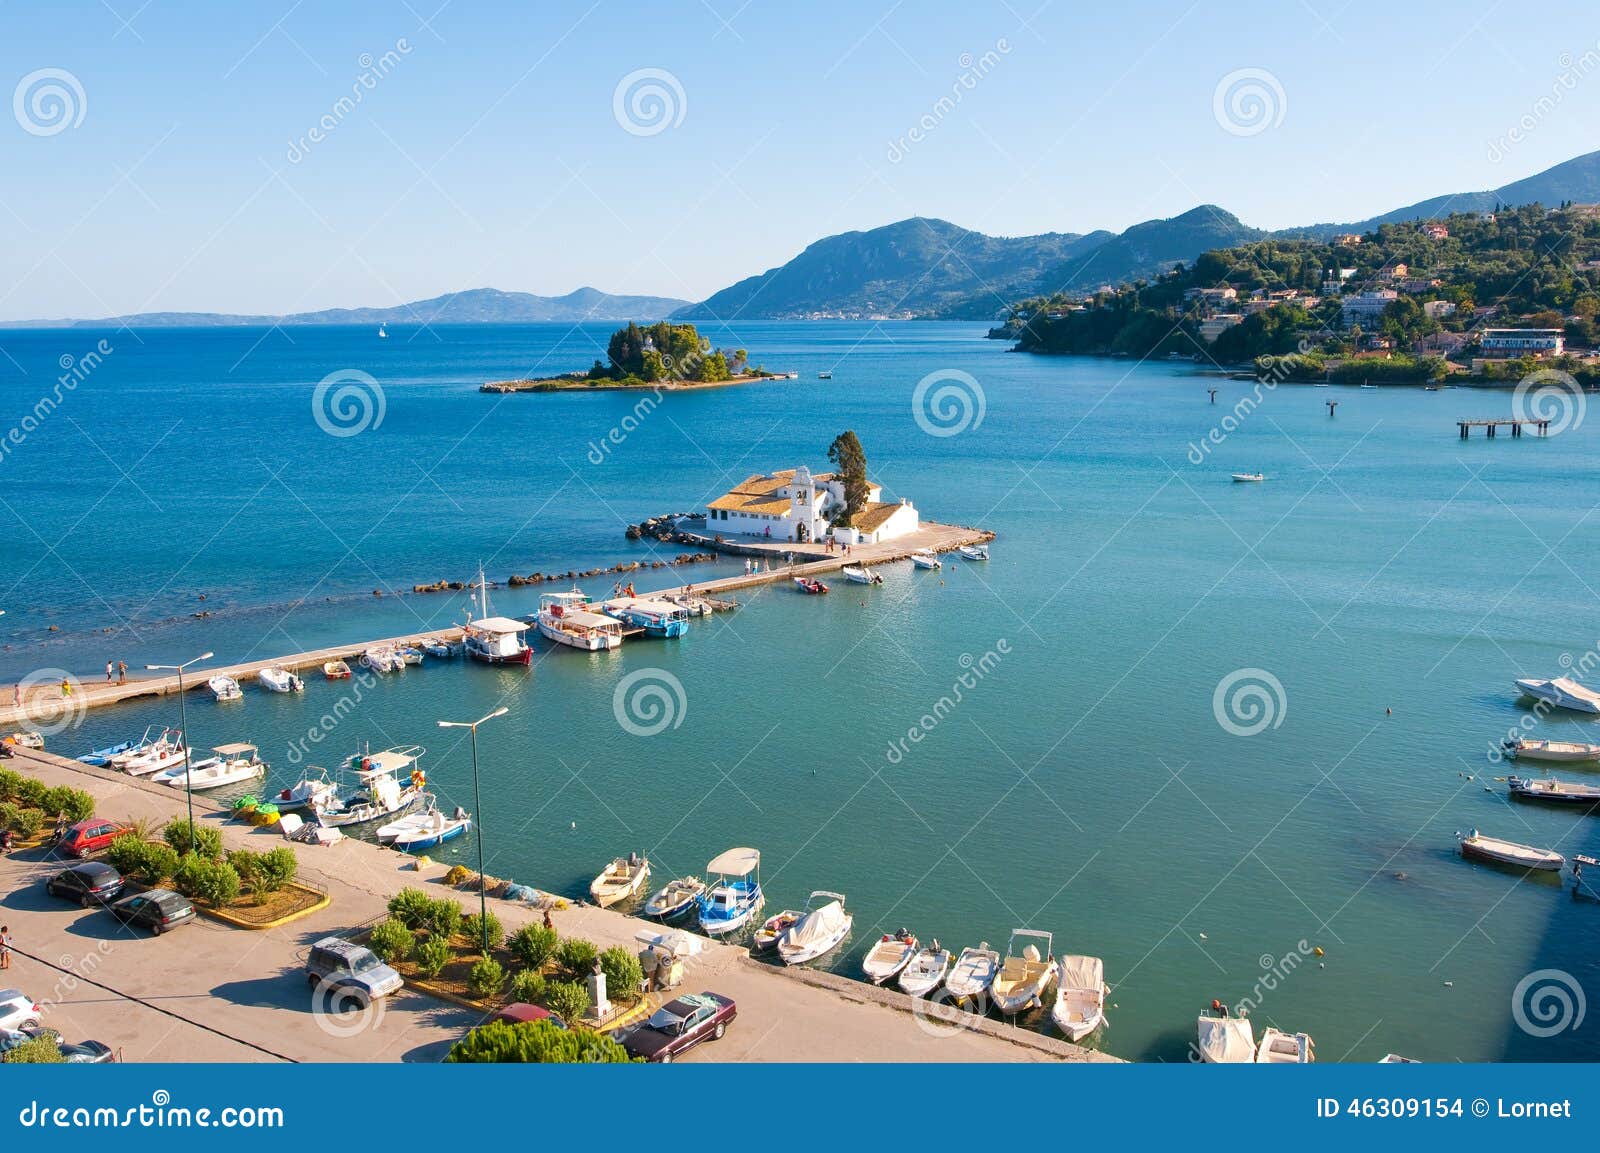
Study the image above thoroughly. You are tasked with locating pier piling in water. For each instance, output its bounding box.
[1457,418,1549,439]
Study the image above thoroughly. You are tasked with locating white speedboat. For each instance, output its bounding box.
[958,544,989,561]
[695,847,765,936]
[1515,677,1600,715]
[861,930,919,985]
[776,891,853,966]
[1459,829,1565,871]
[990,929,1057,1014]
[315,746,426,828]
[1508,775,1600,805]
[590,855,651,907]
[1051,954,1108,1042]
[376,794,470,852]
[896,943,952,997]
[208,675,242,702]
[644,876,705,921]
[122,738,189,777]
[1257,1027,1316,1063]
[1503,737,1600,763]
[271,766,339,812]
[946,942,1000,1002]
[910,549,942,570]
[1197,1013,1255,1063]
[159,743,265,791]
[841,565,882,586]
[1231,472,1266,483]
[361,646,405,673]
[258,666,303,693]
[537,590,624,651]
[107,726,172,769]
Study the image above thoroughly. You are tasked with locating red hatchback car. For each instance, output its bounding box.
[58,819,130,859]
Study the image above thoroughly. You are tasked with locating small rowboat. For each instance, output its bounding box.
[958,544,989,561]
[1459,829,1565,871]
[644,876,706,921]
[896,944,952,997]
[323,660,352,680]
[861,930,918,984]
[910,549,942,570]
[841,565,883,586]
[1508,776,1600,805]
[1503,738,1600,763]
[590,855,650,907]
[1231,472,1265,483]
[793,577,829,594]
[208,675,242,702]
[753,908,802,952]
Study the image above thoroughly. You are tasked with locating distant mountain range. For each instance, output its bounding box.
[0,286,690,329]
[10,149,1600,330]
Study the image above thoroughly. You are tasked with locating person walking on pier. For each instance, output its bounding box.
[0,925,12,970]
[117,661,127,685]
[105,660,114,683]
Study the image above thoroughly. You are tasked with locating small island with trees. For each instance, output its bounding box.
[482,321,787,393]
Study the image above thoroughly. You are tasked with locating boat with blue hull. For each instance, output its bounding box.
[602,597,691,638]
[696,846,765,937]
[78,725,161,766]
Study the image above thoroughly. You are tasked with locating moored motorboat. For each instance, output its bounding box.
[122,737,189,778]
[1231,472,1265,483]
[272,766,339,812]
[1196,1012,1254,1063]
[1514,677,1600,715]
[644,876,706,921]
[79,724,161,766]
[465,566,533,664]
[958,544,989,561]
[208,675,242,701]
[423,640,461,659]
[323,660,352,680]
[111,727,177,770]
[397,646,425,666]
[695,847,765,936]
[590,854,651,907]
[896,942,952,997]
[946,942,1000,1002]
[258,666,304,693]
[1502,737,1600,763]
[841,565,882,586]
[376,794,471,851]
[776,891,853,966]
[752,908,802,952]
[793,576,829,594]
[1458,828,1565,871]
[1051,954,1108,1041]
[1508,775,1600,805]
[910,549,941,570]
[990,929,1057,1014]
[537,590,624,652]
[314,745,426,828]
[861,929,918,984]
[1256,1026,1315,1063]
[361,646,405,673]
[602,597,691,638]
[158,742,265,791]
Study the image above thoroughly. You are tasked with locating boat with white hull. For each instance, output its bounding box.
[1197,1013,1254,1062]
[958,544,989,561]
[910,550,941,570]
[258,666,303,693]
[590,854,651,907]
[1257,1027,1315,1063]
[361,647,405,673]
[1503,737,1600,763]
[861,930,918,984]
[122,739,190,778]
[695,847,765,936]
[841,565,882,586]
[208,675,242,702]
[1515,677,1600,715]
[896,943,951,997]
[109,727,176,770]
[376,794,471,851]
[271,766,339,812]
[465,566,532,664]
[1051,954,1108,1041]
[314,745,426,828]
[990,929,1057,1014]
[1459,829,1565,871]
[1508,776,1600,805]
[537,590,624,651]
[946,943,1000,1002]
[156,743,266,792]
[776,891,853,966]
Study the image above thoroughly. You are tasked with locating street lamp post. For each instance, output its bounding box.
[145,652,213,836]
[438,706,508,953]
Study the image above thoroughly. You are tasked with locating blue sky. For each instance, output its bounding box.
[3,0,1598,319]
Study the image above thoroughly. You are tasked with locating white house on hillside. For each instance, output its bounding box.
[706,466,920,546]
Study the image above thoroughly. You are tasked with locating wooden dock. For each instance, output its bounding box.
[1457,418,1550,438]
[0,520,992,729]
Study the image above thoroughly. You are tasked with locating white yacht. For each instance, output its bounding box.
[537,589,623,651]
[1515,677,1600,715]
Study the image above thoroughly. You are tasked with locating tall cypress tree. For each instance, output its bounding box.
[827,431,870,525]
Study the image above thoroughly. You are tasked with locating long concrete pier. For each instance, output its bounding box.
[0,520,992,729]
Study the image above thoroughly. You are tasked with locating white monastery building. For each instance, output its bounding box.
[706,466,919,546]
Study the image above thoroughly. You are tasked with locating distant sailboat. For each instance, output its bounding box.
[378,324,388,338]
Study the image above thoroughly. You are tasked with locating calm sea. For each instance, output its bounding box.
[2,320,1597,1062]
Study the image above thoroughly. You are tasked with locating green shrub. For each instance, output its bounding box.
[468,957,506,999]
[10,808,43,839]
[541,980,591,1026]
[172,854,239,907]
[422,897,462,941]
[106,836,179,885]
[226,846,297,902]
[507,924,557,970]
[163,819,221,860]
[0,769,20,802]
[413,935,450,979]
[553,937,598,983]
[0,803,15,831]
[41,786,93,823]
[2,1035,65,1064]
[367,920,414,964]
[506,969,546,1004]
[387,887,433,929]
[15,778,46,808]
[462,909,504,952]
[599,945,644,1003]
[445,1019,632,1063]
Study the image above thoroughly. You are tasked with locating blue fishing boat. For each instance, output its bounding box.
[601,596,691,638]
[375,793,471,852]
[78,725,160,766]
[695,847,765,936]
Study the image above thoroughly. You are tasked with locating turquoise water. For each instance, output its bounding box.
[3,321,1598,1062]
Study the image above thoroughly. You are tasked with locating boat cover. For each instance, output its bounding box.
[706,847,760,876]
[784,900,848,951]
[1197,1016,1255,1063]
[1058,954,1105,992]
[469,616,527,634]
[1550,677,1600,705]
[635,928,704,956]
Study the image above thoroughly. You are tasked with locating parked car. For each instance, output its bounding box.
[617,991,735,1062]
[0,990,43,1032]
[305,937,402,1005]
[0,1027,114,1063]
[58,819,131,859]
[107,888,194,935]
[491,1002,568,1030]
[46,861,125,907]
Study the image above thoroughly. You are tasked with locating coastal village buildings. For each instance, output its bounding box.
[707,466,920,546]
[1340,290,1399,328]
[1479,328,1565,356]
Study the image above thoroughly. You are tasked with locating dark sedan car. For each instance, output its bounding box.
[0,1026,115,1063]
[46,862,125,907]
[108,888,195,935]
[619,991,735,1063]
